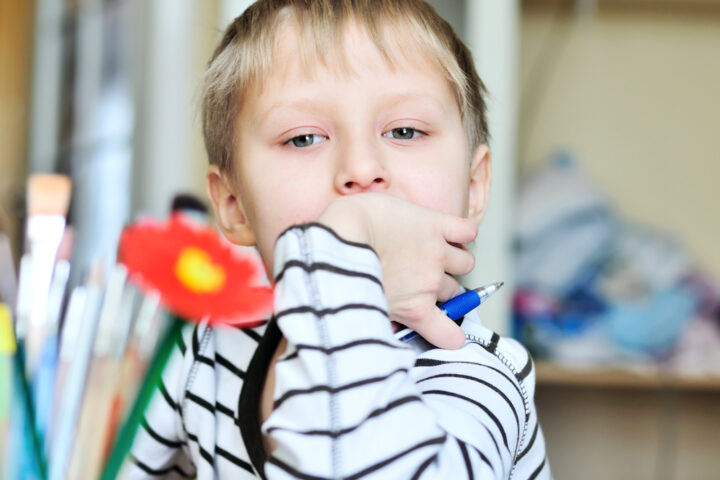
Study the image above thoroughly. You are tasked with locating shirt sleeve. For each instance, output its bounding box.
[263,223,550,480]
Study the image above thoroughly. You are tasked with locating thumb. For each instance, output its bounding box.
[415,307,467,350]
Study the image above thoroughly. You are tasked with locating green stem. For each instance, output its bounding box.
[100,316,183,480]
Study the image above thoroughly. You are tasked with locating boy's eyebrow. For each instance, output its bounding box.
[377,92,454,116]
[257,91,452,126]
[256,99,327,126]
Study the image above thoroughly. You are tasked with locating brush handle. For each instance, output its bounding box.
[101,317,184,480]
[49,286,103,480]
[31,332,57,455]
[10,343,47,479]
[66,357,122,479]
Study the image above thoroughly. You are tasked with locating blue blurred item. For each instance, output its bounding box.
[515,151,618,297]
[514,286,608,362]
[605,287,697,355]
[9,345,45,480]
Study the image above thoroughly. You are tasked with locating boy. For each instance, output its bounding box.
[125,1,549,479]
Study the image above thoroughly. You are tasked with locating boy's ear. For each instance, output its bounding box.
[206,165,256,246]
[467,144,491,224]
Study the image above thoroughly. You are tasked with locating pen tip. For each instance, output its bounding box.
[473,282,504,293]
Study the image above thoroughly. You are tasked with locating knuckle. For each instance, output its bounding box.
[425,242,445,265]
[466,253,476,272]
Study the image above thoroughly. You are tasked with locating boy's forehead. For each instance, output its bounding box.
[260,17,443,92]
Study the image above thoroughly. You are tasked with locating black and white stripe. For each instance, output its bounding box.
[125,320,263,479]
[125,224,549,479]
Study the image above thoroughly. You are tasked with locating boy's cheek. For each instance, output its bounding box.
[254,196,331,248]
[401,172,469,217]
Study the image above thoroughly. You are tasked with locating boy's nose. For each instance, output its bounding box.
[334,143,389,194]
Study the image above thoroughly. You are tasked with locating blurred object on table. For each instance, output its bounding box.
[514,151,720,378]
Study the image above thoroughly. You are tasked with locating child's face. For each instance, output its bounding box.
[211,23,489,273]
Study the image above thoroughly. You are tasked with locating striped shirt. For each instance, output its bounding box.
[123,223,550,479]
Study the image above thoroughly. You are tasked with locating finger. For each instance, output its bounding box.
[437,274,462,302]
[441,216,478,245]
[442,243,475,276]
[412,306,466,350]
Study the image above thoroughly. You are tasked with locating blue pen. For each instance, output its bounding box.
[394,282,504,343]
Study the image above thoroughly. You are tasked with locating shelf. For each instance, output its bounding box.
[535,361,720,391]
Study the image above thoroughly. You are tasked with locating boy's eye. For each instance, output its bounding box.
[288,134,326,148]
[383,127,422,140]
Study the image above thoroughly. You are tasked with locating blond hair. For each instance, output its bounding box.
[201,0,489,173]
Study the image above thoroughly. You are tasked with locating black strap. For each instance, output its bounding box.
[237,318,282,480]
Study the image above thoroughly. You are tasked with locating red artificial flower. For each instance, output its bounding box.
[119,214,273,326]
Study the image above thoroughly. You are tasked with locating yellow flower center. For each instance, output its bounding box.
[174,247,226,294]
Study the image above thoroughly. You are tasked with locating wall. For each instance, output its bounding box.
[520,8,720,281]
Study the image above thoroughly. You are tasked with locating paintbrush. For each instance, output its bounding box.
[48,261,104,480]
[3,302,47,478]
[92,281,139,473]
[22,174,72,380]
[66,264,128,479]
[46,283,87,455]
[115,290,163,425]
[0,233,17,310]
[0,223,17,475]
[0,303,16,477]
[29,228,73,456]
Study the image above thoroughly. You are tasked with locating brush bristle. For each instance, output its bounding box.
[27,174,72,217]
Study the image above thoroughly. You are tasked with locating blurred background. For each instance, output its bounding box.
[1,0,718,478]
